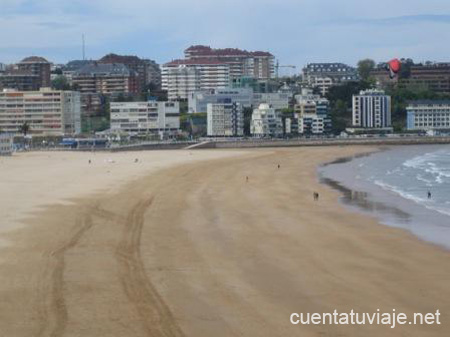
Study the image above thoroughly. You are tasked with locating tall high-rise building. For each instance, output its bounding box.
[162,46,275,100]
[352,89,391,129]
[0,88,81,135]
[184,45,275,80]
[17,56,51,88]
[162,59,229,100]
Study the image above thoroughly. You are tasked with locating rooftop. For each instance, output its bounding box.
[99,53,144,64]
[185,45,273,57]
[19,56,50,64]
[74,63,134,76]
[164,58,229,66]
[408,100,450,105]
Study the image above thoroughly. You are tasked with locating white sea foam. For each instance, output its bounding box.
[373,180,428,204]
[374,180,450,218]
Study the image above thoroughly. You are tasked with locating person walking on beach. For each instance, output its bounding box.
[313,192,319,201]
[428,190,432,199]
[246,176,249,183]
[278,164,280,169]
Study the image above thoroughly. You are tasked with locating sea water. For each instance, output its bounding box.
[319,145,450,249]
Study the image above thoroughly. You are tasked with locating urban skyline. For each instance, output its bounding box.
[1,0,450,69]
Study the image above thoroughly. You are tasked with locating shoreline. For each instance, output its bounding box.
[319,145,450,251]
[0,147,449,336]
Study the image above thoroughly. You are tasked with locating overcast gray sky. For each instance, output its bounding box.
[1,0,449,71]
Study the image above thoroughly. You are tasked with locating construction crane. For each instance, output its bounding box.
[275,60,297,78]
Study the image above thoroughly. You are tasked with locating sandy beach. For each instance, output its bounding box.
[0,147,449,336]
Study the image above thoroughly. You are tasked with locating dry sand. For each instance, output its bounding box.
[0,147,449,336]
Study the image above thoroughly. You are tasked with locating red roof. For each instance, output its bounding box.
[185,45,273,57]
[19,56,50,64]
[164,58,228,66]
[99,53,143,64]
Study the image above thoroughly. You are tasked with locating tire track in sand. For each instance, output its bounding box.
[116,198,185,337]
[37,213,93,337]
[36,206,118,337]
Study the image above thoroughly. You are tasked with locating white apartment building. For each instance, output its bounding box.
[252,93,290,111]
[407,100,450,131]
[0,88,81,135]
[162,59,230,100]
[352,89,391,129]
[0,133,13,155]
[298,115,327,134]
[110,101,180,135]
[189,88,253,113]
[184,45,275,80]
[207,102,244,137]
[162,66,201,101]
[250,103,283,137]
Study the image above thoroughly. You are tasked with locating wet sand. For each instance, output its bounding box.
[0,147,449,336]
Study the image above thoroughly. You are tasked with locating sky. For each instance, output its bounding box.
[1,0,450,73]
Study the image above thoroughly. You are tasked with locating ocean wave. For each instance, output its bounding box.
[403,150,450,184]
[373,180,450,218]
[374,180,428,204]
[416,174,433,186]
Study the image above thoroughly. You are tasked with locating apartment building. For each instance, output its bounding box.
[189,88,253,113]
[352,89,391,129]
[402,63,450,94]
[162,59,230,100]
[0,133,13,155]
[99,54,152,92]
[184,45,275,80]
[407,100,450,131]
[303,63,358,96]
[143,59,162,88]
[110,101,180,135]
[162,65,201,101]
[63,60,95,83]
[0,70,41,91]
[17,56,51,88]
[250,103,283,137]
[295,88,331,134]
[207,102,244,137]
[0,88,81,135]
[72,63,139,95]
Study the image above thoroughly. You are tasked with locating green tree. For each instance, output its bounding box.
[51,75,71,90]
[357,59,376,81]
[20,122,30,136]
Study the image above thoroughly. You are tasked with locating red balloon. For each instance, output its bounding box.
[388,59,401,73]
